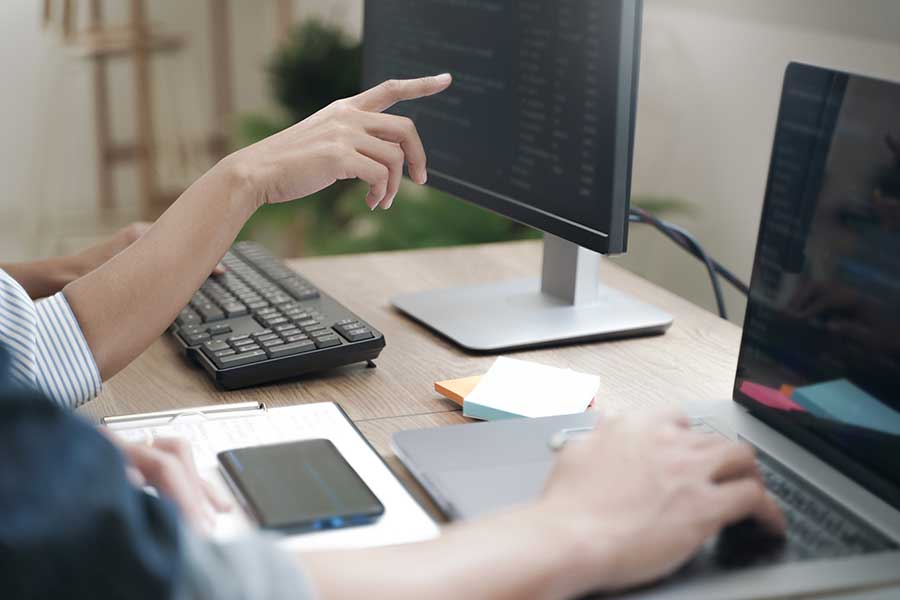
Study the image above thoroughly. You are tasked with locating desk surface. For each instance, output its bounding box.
[77,240,899,598]
[79,240,741,516]
[80,239,741,449]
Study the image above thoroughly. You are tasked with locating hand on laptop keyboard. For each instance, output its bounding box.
[537,409,785,595]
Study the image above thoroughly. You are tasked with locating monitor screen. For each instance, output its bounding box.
[735,63,900,510]
[363,0,643,254]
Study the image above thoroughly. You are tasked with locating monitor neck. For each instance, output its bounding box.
[540,234,602,305]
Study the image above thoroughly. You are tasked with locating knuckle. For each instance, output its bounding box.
[399,115,416,133]
[745,479,765,502]
[382,78,400,94]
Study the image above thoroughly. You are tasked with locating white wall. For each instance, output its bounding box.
[618,0,900,321]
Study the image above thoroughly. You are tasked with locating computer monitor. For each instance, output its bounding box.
[363,0,672,351]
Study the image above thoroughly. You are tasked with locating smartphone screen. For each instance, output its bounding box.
[218,439,384,532]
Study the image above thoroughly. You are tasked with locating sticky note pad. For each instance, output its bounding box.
[462,357,599,421]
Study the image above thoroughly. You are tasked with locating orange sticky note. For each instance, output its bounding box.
[434,375,482,406]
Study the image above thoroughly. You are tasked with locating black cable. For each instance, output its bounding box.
[628,209,748,295]
[659,220,750,296]
[628,207,745,319]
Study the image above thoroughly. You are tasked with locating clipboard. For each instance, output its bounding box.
[103,401,440,551]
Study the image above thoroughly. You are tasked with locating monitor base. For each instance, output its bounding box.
[392,276,673,353]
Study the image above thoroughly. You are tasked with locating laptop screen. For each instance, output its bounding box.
[735,63,900,510]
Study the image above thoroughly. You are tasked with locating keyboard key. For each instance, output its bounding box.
[260,338,285,348]
[203,340,230,353]
[314,335,342,349]
[278,327,301,338]
[296,318,319,328]
[247,300,269,310]
[261,316,288,328]
[250,329,274,339]
[215,349,266,368]
[207,323,232,336]
[213,348,235,358]
[222,302,249,318]
[267,340,316,358]
[274,323,295,332]
[227,334,250,344]
[237,343,261,353]
[176,307,202,326]
[183,332,211,345]
[284,334,309,343]
[339,328,375,342]
[196,304,225,322]
[255,333,279,342]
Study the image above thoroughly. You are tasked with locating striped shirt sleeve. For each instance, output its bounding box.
[0,269,101,408]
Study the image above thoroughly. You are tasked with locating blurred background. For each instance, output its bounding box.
[2,0,899,323]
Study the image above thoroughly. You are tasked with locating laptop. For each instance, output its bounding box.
[393,62,900,599]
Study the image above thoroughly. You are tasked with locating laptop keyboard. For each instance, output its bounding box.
[714,450,896,568]
[685,420,897,570]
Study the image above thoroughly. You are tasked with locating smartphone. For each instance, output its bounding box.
[218,439,384,532]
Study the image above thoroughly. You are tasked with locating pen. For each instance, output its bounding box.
[102,401,265,428]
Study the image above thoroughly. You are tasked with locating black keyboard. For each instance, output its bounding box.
[170,242,385,389]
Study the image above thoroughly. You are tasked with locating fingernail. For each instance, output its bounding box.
[435,73,452,84]
[384,195,395,209]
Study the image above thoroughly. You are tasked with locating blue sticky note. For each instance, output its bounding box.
[792,379,900,435]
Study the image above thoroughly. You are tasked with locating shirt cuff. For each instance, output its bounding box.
[32,292,102,408]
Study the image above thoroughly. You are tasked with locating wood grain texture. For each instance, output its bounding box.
[80,240,740,426]
[79,240,740,425]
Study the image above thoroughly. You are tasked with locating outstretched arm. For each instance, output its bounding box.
[63,74,452,380]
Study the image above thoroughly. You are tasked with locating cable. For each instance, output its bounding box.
[628,207,749,319]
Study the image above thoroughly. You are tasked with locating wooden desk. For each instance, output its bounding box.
[76,240,899,598]
[78,240,741,515]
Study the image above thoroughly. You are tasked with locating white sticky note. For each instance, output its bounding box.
[463,356,599,420]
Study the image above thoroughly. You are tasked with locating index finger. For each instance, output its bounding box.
[349,73,452,113]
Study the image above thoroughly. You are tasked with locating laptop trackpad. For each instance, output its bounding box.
[435,459,554,519]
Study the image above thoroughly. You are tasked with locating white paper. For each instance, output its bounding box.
[464,356,599,419]
[113,403,439,550]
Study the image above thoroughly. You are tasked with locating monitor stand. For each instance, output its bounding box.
[392,234,674,352]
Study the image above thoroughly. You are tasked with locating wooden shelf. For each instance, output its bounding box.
[68,26,185,59]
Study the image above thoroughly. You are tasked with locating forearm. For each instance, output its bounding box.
[64,157,260,379]
[301,506,598,600]
[1,256,83,299]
